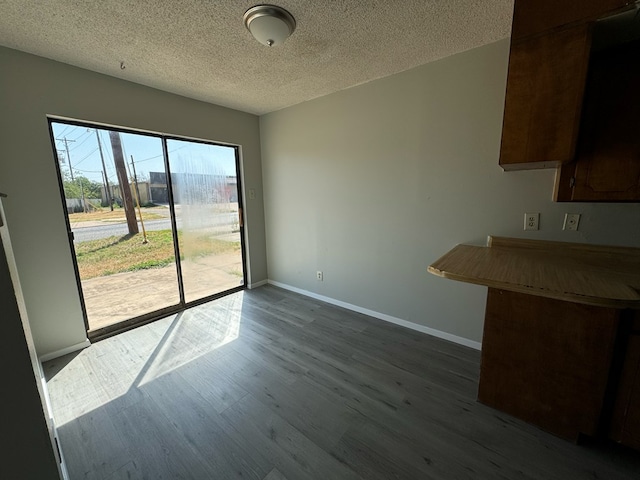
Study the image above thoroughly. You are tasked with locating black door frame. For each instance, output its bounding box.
[48,118,248,342]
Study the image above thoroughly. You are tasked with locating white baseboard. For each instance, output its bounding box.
[39,339,91,363]
[267,280,482,351]
[248,279,268,289]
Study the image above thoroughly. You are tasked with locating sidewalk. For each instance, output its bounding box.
[82,252,243,330]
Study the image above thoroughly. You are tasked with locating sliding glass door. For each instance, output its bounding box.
[49,120,245,335]
[167,139,244,303]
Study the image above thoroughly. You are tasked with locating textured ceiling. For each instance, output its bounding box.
[0,0,513,115]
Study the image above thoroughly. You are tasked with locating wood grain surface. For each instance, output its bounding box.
[43,286,640,479]
[479,288,620,441]
[428,237,640,308]
[609,310,640,450]
[511,0,630,40]
[499,23,592,169]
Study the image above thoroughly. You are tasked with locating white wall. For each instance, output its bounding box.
[260,39,640,345]
[0,46,268,358]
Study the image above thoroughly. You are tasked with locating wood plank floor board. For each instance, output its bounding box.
[239,302,310,339]
[102,459,154,480]
[141,369,268,480]
[45,285,640,479]
[110,396,215,479]
[221,394,360,480]
[268,335,408,414]
[247,287,371,333]
[242,299,316,328]
[125,324,237,384]
[114,321,181,364]
[44,353,111,426]
[269,339,562,477]
[310,305,375,334]
[56,405,133,480]
[263,467,289,480]
[339,414,549,480]
[335,344,639,477]
[228,363,360,452]
[80,343,152,417]
[345,336,478,398]
[302,312,373,343]
[174,353,250,414]
[235,312,286,345]
[357,326,481,379]
[229,335,309,385]
[347,349,482,422]
[330,424,443,480]
[267,328,581,477]
[274,330,356,369]
[292,355,532,479]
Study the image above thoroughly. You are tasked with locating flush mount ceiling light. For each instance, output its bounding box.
[243,4,296,47]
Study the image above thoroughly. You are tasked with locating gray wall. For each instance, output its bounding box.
[260,39,640,345]
[0,46,267,358]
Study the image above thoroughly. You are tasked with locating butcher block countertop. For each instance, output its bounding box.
[428,236,640,309]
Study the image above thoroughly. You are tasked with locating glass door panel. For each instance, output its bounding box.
[51,122,181,331]
[166,139,244,303]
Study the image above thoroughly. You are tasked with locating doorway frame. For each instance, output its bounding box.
[47,117,248,342]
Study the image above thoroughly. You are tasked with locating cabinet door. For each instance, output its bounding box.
[512,0,630,40]
[556,39,640,201]
[610,333,640,450]
[479,288,620,441]
[499,24,591,170]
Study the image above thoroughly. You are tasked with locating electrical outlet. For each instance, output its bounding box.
[524,213,539,231]
[563,213,580,231]
[316,271,323,281]
[249,188,256,200]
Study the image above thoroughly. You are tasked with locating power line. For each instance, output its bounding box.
[56,124,73,138]
[69,129,91,142]
[73,147,99,166]
[69,132,94,152]
[73,168,103,174]
[136,146,187,163]
[135,154,163,163]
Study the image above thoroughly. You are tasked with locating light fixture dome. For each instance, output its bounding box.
[243,4,296,47]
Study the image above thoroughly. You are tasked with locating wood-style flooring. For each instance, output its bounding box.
[44,285,640,479]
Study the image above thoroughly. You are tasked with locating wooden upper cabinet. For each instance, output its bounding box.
[500,0,640,198]
[511,0,631,40]
[499,23,592,170]
[555,38,640,201]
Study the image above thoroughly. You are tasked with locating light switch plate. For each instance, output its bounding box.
[563,213,580,231]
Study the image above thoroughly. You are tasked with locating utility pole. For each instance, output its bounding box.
[130,155,142,206]
[79,177,87,213]
[108,131,138,235]
[57,136,85,211]
[95,130,113,211]
[128,155,148,243]
[57,137,75,181]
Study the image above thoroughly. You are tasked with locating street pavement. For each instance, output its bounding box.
[71,212,239,242]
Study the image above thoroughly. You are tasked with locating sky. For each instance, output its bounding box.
[50,122,238,186]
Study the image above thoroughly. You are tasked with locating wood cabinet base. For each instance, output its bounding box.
[478,288,620,441]
[609,314,640,450]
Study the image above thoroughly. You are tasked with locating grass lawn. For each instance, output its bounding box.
[69,207,164,223]
[75,229,240,279]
